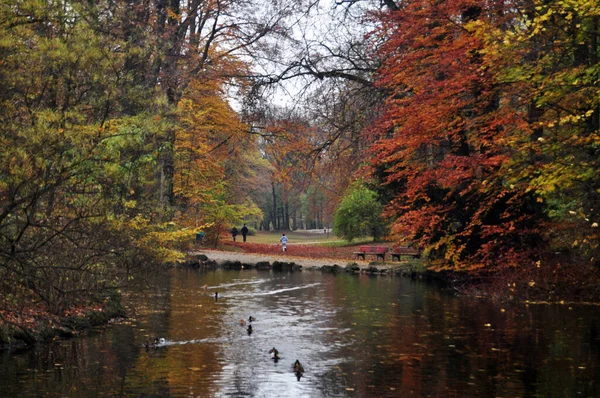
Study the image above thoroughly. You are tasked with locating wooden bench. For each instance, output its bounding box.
[354,246,388,261]
[390,246,421,261]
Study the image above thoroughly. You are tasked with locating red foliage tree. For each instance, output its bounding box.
[368,0,544,271]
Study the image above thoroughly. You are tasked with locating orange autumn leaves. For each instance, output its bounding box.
[369,0,544,271]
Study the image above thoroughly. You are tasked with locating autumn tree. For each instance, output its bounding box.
[257,114,315,230]
[0,0,284,333]
[174,66,264,244]
[0,0,172,325]
[239,1,394,234]
[369,0,547,271]
[473,0,600,263]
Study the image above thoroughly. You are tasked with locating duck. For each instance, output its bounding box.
[248,316,255,322]
[293,359,304,373]
[247,324,253,335]
[239,319,247,326]
[268,347,280,360]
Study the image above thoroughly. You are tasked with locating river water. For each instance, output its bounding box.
[1,268,599,397]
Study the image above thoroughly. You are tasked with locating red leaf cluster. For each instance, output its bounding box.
[368,0,544,271]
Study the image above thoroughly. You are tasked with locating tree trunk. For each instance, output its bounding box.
[272,181,278,230]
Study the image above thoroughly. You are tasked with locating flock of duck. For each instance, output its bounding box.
[238,315,306,380]
[144,314,306,380]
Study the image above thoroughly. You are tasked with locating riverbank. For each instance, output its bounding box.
[0,294,127,351]
[185,249,427,276]
[186,249,600,305]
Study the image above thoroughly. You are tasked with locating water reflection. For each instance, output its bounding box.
[1,268,599,397]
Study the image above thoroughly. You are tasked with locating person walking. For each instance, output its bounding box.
[241,224,249,242]
[280,233,288,252]
[231,227,238,241]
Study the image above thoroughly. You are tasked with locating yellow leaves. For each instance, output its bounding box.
[174,78,244,205]
[527,0,597,40]
[166,8,181,20]
[197,222,214,232]
[123,200,137,209]
[553,112,592,126]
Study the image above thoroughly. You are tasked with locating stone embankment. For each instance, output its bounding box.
[185,249,422,276]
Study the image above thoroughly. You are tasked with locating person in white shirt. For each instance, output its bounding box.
[280,233,288,252]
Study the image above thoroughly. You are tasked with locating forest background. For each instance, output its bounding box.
[1,0,599,339]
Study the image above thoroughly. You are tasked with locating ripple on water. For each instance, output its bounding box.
[3,269,599,397]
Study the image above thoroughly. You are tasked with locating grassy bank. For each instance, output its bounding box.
[216,230,384,255]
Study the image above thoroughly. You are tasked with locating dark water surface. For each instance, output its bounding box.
[1,268,599,397]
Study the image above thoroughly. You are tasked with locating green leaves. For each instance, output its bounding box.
[0,0,176,320]
[334,182,385,242]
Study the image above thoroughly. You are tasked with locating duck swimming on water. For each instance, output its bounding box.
[247,324,253,335]
[268,347,280,360]
[144,337,166,349]
[248,316,255,322]
[293,360,304,373]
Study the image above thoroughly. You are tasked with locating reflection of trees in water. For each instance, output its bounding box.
[317,273,600,396]
[230,365,260,396]
[2,270,600,396]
